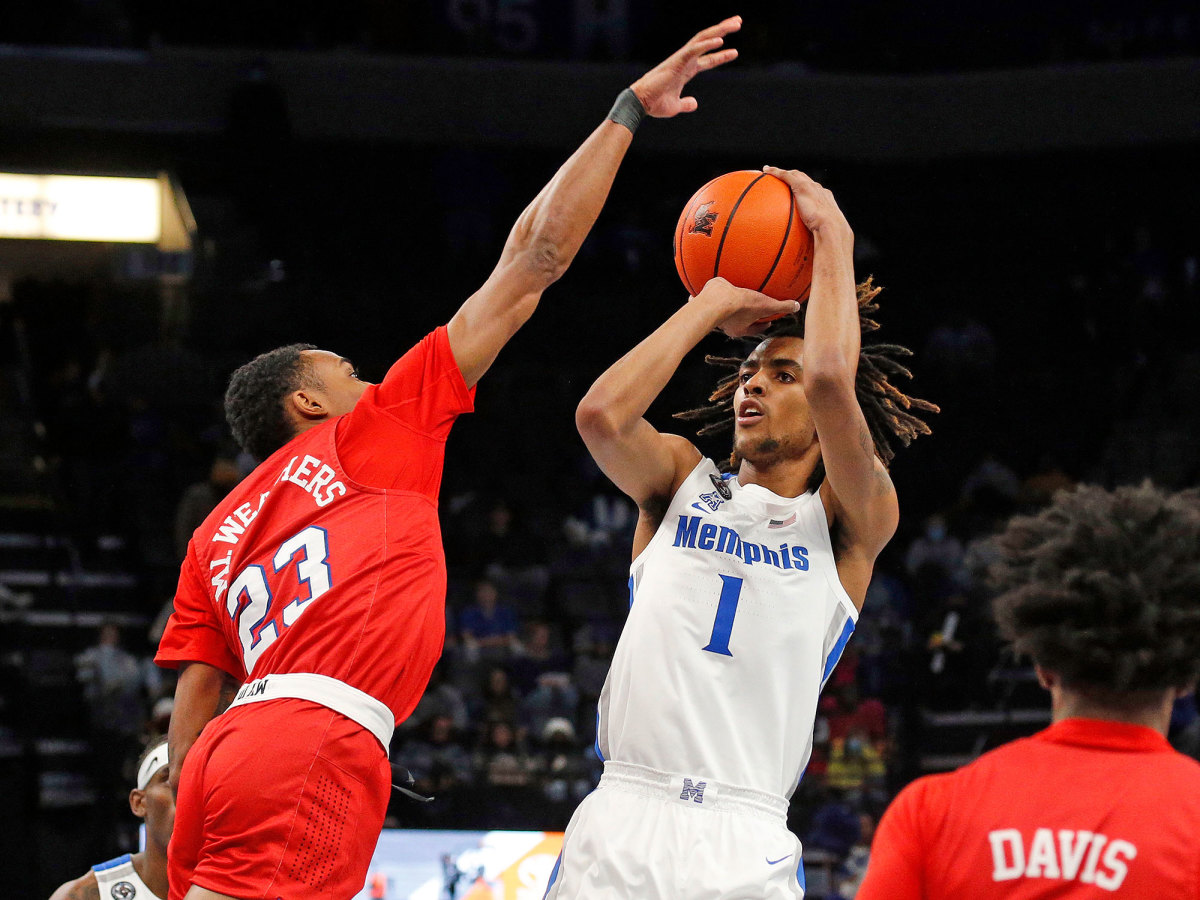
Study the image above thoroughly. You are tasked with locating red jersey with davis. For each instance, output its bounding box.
[858,718,1200,899]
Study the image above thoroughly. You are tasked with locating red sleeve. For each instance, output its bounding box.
[336,326,476,491]
[355,326,474,439]
[856,777,933,900]
[154,549,244,679]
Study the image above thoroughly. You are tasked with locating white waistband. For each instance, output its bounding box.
[227,673,393,754]
[600,760,788,821]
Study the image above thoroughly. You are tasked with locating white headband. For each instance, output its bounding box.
[137,743,169,790]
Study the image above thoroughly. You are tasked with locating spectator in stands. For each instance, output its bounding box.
[540,716,593,808]
[805,787,864,861]
[836,812,877,898]
[475,720,539,788]
[75,622,159,823]
[172,444,243,560]
[904,513,964,583]
[825,729,888,801]
[459,578,520,665]
[474,665,521,732]
[401,713,475,800]
[825,683,888,750]
[469,498,549,581]
[520,671,580,741]
[404,661,470,738]
[508,619,572,695]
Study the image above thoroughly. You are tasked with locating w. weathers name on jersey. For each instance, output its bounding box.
[206,453,346,605]
[672,515,810,571]
[210,453,347,548]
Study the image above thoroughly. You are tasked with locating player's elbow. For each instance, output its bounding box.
[576,392,621,441]
[523,235,569,284]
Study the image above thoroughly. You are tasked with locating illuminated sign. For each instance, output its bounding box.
[0,173,161,242]
[354,829,563,899]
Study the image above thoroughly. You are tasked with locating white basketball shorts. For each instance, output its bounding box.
[544,761,806,899]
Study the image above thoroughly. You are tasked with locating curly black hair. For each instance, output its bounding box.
[989,482,1200,695]
[674,278,938,487]
[224,343,319,461]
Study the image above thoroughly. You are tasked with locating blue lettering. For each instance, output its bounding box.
[740,542,761,565]
[779,543,792,569]
[674,515,700,548]
[698,522,717,550]
[716,527,740,555]
[761,545,780,567]
[791,546,810,570]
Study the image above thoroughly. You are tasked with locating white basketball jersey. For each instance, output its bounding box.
[92,854,163,900]
[596,458,857,798]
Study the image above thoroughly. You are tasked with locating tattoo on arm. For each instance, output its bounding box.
[66,880,101,900]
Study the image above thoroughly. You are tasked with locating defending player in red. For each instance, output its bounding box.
[856,483,1200,899]
[154,18,743,900]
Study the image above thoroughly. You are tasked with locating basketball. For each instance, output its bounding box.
[674,170,814,312]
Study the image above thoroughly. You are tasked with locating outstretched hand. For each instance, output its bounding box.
[632,16,741,118]
[691,277,800,338]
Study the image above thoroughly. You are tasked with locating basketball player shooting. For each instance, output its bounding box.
[546,170,936,898]
[153,18,742,900]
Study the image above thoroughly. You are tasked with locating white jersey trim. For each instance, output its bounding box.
[227,672,393,753]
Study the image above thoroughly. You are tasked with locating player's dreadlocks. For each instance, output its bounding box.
[225,343,320,461]
[674,278,938,487]
[989,482,1200,698]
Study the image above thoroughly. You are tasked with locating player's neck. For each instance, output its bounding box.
[1051,686,1176,736]
[735,447,820,498]
[132,846,169,899]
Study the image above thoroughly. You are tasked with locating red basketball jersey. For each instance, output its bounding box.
[156,327,475,725]
[858,718,1200,899]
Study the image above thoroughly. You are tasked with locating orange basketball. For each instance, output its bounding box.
[674,170,814,313]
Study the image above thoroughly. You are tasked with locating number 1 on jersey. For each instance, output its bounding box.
[702,574,744,657]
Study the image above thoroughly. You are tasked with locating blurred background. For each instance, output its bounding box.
[1,0,1198,896]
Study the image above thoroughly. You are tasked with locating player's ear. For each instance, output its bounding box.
[129,787,147,818]
[1033,665,1055,691]
[289,387,328,421]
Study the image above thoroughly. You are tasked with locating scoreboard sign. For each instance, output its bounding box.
[0,173,161,243]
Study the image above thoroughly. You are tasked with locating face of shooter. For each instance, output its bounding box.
[732,336,817,468]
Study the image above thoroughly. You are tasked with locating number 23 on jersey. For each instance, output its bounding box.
[224,526,333,671]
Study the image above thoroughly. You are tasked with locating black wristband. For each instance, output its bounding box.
[607,87,648,134]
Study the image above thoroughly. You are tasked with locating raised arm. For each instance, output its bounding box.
[764,166,899,557]
[167,660,240,793]
[577,279,797,516]
[447,16,742,388]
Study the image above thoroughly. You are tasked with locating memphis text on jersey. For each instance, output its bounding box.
[673,515,810,571]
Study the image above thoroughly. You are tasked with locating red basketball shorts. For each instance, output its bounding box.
[168,698,391,900]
